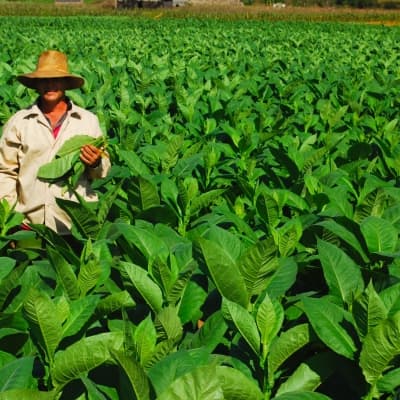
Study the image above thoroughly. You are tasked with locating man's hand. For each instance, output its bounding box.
[80,144,102,168]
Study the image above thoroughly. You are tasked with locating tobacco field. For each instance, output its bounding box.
[1,15,400,399]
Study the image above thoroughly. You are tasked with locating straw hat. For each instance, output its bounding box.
[17,50,84,90]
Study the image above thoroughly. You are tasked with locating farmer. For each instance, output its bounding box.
[0,50,110,235]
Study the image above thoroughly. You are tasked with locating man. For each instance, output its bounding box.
[0,50,110,235]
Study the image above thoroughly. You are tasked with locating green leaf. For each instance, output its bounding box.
[0,258,16,280]
[51,332,123,387]
[81,377,113,400]
[302,297,357,359]
[216,365,263,400]
[148,348,214,396]
[112,351,150,400]
[266,257,298,299]
[121,262,163,313]
[57,135,103,157]
[352,282,387,339]
[273,391,332,400]
[155,306,183,342]
[56,198,101,240]
[187,311,228,353]
[222,298,260,356]
[115,223,170,264]
[199,237,248,308]
[316,219,369,263]
[133,314,157,366]
[268,324,311,376]
[275,363,321,396]
[95,290,135,317]
[360,312,400,386]
[256,292,283,355]
[0,263,27,311]
[360,216,398,255]
[23,289,63,364]
[37,152,78,181]
[77,252,102,297]
[47,246,80,301]
[138,177,160,210]
[317,239,364,305]
[238,237,279,297]
[178,280,207,325]
[0,357,34,391]
[0,390,56,400]
[62,296,100,338]
[157,364,224,400]
[119,149,151,176]
[376,367,400,393]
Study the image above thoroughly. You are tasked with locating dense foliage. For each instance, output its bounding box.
[1,16,400,399]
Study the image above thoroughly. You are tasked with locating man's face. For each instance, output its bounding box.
[36,78,67,103]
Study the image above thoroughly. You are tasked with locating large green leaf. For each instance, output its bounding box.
[256,292,284,356]
[222,298,260,356]
[23,289,63,364]
[157,364,224,400]
[302,297,357,359]
[95,290,136,317]
[216,366,263,400]
[178,279,207,325]
[119,149,152,177]
[273,391,332,400]
[51,332,123,387]
[317,239,364,305]
[37,152,78,181]
[77,251,102,297]
[266,257,298,299]
[352,282,387,339]
[360,312,400,386]
[61,295,100,338]
[0,258,15,280]
[199,237,248,308]
[0,390,56,400]
[275,363,321,396]
[238,237,279,297]
[0,357,34,391]
[316,219,369,263]
[81,377,116,400]
[121,261,163,313]
[376,367,400,394]
[155,306,183,342]
[133,314,157,366]
[114,223,170,264]
[56,198,101,240]
[360,216,398,255]
[0,263,27,311]
[268,324,311,376]
[57,135,104,157]
[47,246,80,301]
[148,348,215,396]
[379,282,400,317]
[37,135,104,181]
[112,351,150,400]
[186,311,228,353]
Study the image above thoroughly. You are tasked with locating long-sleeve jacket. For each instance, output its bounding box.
[0,101,111,234]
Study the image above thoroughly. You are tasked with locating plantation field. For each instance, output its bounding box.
[1,0,400,23]
[1,14,400,400]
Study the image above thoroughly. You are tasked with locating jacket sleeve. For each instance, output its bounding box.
[0,118,20,205]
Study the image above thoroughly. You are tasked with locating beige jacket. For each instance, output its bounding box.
[0,101,111,234]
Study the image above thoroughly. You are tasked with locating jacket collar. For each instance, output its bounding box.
[23,97,82,120]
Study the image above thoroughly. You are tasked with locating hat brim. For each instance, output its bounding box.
[17,72,84,90]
